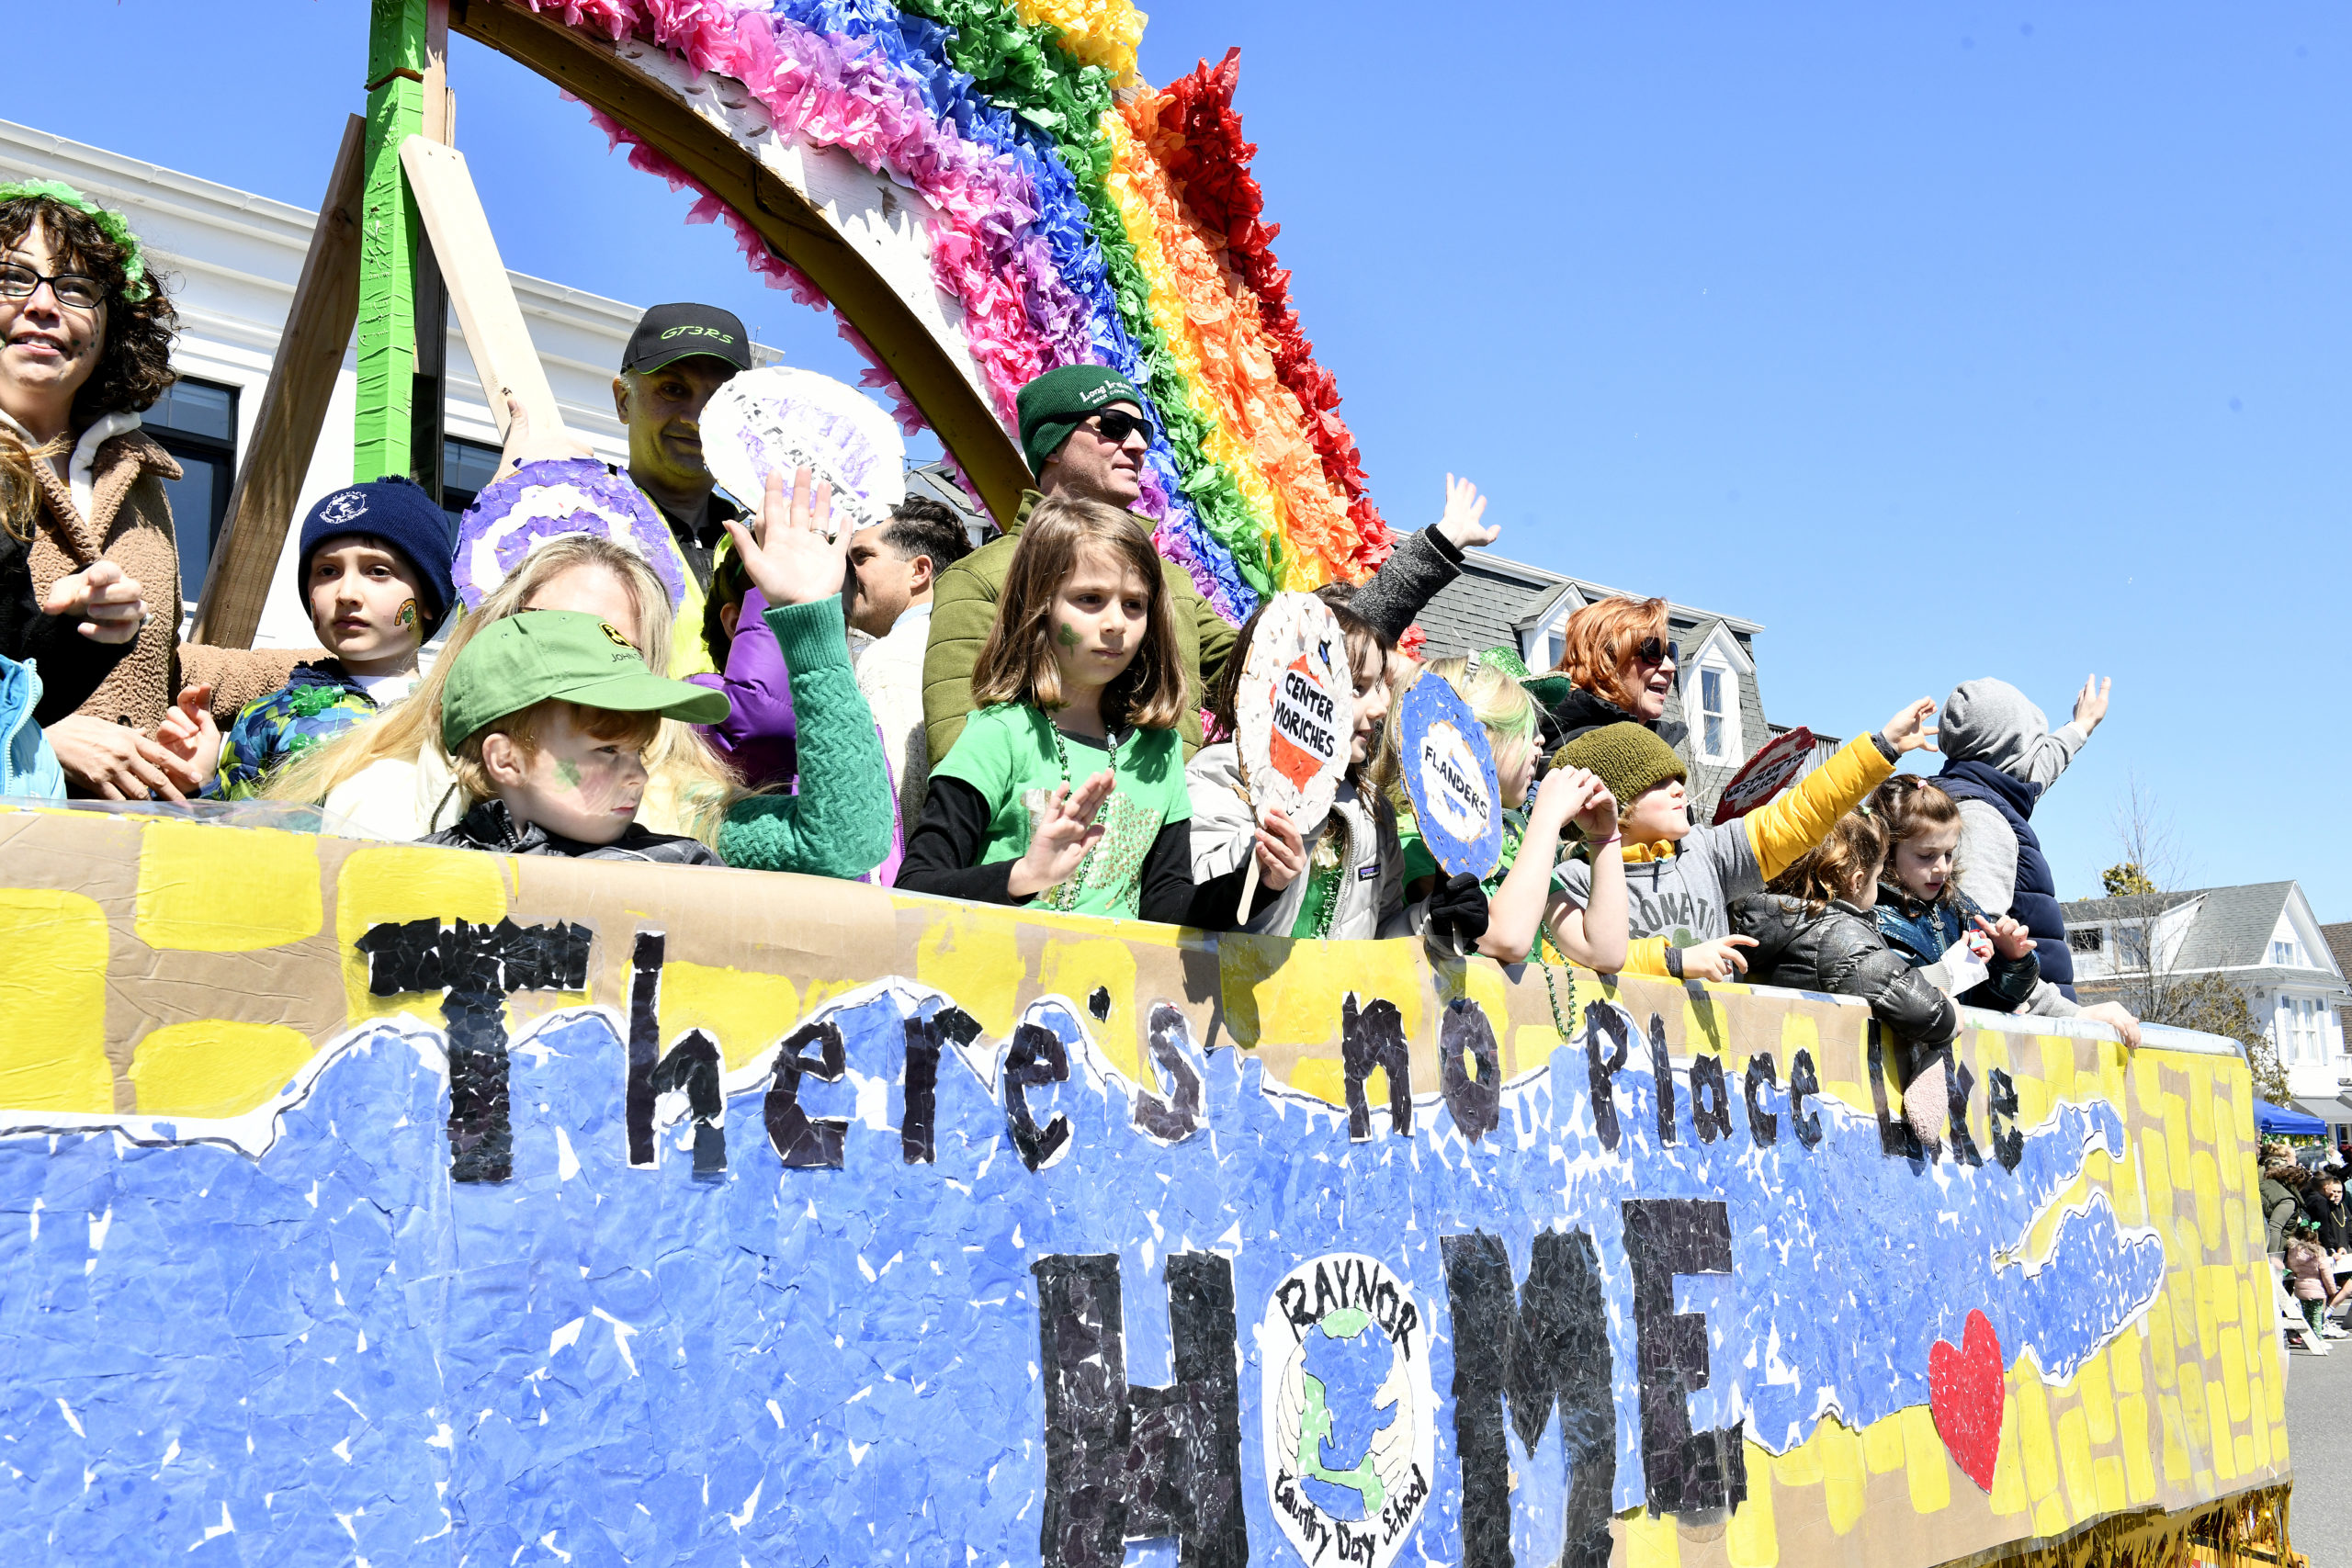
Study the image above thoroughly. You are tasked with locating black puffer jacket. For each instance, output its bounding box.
[420,799,720,866]
[1732,893,1958,1055]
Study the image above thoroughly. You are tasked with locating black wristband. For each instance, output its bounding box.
[1871,731,1900,763]
[1665,944,1684,980]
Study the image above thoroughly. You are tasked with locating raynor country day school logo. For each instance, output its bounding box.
[1259,1253,1436,1568]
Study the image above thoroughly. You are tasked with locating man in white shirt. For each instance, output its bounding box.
[847,496,972,845]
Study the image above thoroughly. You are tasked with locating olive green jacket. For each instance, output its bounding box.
[922,491,1236,763]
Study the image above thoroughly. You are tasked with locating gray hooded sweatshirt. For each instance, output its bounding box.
[1939,678,2090,1018]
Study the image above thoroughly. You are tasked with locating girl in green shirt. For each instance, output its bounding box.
[897,496,1210,922]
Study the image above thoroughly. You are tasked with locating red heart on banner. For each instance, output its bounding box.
[1928,1309,2007,1492]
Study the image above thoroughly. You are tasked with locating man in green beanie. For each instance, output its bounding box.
[921,365,1509,764]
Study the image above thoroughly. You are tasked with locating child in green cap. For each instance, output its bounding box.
[422,608,730,865]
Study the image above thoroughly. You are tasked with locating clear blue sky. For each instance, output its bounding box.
[24,3,2350,913]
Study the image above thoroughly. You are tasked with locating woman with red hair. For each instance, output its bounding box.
[1544,594,1677,747]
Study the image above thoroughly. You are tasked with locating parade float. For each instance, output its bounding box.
[0,2,2298,1564]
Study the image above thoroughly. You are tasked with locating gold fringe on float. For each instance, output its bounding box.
[1937,1483,2301,1568]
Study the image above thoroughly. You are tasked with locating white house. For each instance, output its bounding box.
[2062,881,2352,1129]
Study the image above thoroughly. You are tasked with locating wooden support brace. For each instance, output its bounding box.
[397,136,564,443]
[187,116,368,649]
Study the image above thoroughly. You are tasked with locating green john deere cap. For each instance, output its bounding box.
[622,301,752,375]
[440,610,730,751]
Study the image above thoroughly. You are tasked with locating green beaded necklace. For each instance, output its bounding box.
[1040,717,1128,914]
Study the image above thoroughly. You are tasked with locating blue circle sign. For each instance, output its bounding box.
[1397,671,1503,880]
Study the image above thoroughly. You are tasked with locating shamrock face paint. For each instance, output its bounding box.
[496,701,657,847]
[306,539,429,679]
[1057,621,1080,649]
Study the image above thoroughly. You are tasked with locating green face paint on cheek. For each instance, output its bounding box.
[394,599,420,630]
[1057,621,1080,649]
[556,758,582,790]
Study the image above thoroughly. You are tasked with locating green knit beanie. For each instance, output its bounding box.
[1556,721,1687,807]
[1017,365,1146,477]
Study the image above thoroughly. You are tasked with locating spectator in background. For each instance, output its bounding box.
[848,495,970,878]
[2264,1157,2309,1258]
[2307,1170,2352,1255]
[921,365,1503,765]
[1542,595,1679,751]
[1937,675,2112,1000]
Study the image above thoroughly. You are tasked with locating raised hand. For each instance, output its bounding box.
[1008,769,1114,898]
[1971,913,2036,962]
[152,682,222,795]
[1435,473,1499,550]
[2074,674,2112,734]
[723,467,850,609]
[1679,935,1758,982]
[44,559,147,644]
[1253,806,1307,892]
[1879,697,1939,754]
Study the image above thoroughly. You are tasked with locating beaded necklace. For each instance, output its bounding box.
[1041,716,1129,913]
[1295,816,1348,940]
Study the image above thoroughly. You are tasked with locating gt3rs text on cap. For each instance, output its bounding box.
[439,609,731,751]
[622,302,752,375]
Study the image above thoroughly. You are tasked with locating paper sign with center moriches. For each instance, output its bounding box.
[1399,671,1502,879]
[1234,592,1350,841]
[699,366,907,533]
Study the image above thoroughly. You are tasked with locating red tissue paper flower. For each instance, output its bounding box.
[1152,47,1392,576]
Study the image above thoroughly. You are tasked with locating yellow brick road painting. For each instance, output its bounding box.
[0,807,2293,1565]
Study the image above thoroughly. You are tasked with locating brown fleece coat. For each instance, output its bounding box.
[25,429,301,728]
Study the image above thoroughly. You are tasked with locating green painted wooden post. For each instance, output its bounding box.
[355,0,431,479]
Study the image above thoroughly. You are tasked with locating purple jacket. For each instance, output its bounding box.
[691,588,797,791]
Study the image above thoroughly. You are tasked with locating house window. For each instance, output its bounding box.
[2115,923,2150,969]
[2272,938,2307,968]
[2068,927,2105,954]
[145,377,240,605]
[1692,662,1741,762]
[440,435,502,540]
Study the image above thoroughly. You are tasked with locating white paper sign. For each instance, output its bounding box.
[1234,592,1351,841]
[700,366,907,534]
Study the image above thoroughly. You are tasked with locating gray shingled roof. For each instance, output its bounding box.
[2324,922,2352,982]
[2060,883,2295,971]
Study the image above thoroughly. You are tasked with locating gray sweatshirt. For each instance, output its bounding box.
[1939,678,2091,1018]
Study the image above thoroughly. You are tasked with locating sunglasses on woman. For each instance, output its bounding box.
[1083,408,1155,446]
[1633,637,1679,666]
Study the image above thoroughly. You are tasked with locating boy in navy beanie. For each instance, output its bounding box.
[203,477,457,796]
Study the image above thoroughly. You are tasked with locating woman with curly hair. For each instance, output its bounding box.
[0,181,295,796]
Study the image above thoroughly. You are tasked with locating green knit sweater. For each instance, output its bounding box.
[716,595,894,877]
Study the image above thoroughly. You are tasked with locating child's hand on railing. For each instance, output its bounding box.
[1679,935,1758,982]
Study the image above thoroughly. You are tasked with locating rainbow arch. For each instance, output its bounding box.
[466,0,1391,623]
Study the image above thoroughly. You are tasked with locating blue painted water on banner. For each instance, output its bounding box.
[0,985,2163,1562]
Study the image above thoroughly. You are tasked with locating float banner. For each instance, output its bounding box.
[0,807,2290,1565]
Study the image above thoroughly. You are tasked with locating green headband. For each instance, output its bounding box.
[0,179,149,299]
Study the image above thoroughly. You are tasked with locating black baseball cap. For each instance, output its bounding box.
[622,302,752,375]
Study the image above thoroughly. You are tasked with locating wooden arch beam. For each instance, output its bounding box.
[447,0,1033,526]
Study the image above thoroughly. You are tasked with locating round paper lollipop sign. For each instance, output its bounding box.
[1233,592,1350,840]
[452,457,686,612]
[699,366,907,535]
[1400,671,1503,879]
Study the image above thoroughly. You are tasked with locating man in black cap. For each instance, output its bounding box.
[613,302,753,604]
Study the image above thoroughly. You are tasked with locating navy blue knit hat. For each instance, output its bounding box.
[296,477,458,637]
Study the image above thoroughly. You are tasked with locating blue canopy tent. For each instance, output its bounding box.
[2256,1102,2328,1137]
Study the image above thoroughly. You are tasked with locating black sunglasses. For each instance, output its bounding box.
[1633,637,1679,666]
[1084,408,1156,446]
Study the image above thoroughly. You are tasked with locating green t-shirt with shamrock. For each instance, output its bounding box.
[929,704,1192,918]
